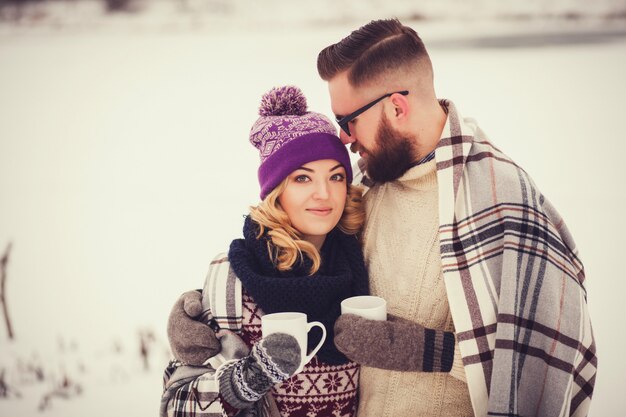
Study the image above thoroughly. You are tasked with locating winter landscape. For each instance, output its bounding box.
[1,0,625,415]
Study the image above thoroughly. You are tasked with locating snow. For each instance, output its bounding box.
[0,1,625,416]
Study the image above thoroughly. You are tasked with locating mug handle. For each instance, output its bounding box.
[303,321,327,366]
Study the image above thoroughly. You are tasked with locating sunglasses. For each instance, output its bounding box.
[335,90,409,137]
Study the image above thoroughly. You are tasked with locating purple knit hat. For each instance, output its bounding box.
[250,86,353,199]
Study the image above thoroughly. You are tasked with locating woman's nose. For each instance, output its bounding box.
[313,181,329,199]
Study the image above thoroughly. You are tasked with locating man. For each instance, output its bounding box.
[318,18,596,417]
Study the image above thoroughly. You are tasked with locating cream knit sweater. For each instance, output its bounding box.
[357,159,473,417]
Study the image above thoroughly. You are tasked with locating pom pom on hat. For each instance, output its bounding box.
[249,85,352,199]
[259,86,308,116]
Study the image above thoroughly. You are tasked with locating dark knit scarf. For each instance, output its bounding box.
[228,216,369,365]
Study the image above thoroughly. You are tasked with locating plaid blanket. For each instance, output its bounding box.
[356,99,596,417]
[161,359,226,417]
[161,253,246,417]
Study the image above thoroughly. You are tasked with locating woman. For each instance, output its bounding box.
[163,86,368,417]
[161,86,457,417]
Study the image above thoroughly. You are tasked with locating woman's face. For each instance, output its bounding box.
[278,159,348,249]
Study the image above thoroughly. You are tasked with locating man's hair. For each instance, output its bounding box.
[317,18,431,87]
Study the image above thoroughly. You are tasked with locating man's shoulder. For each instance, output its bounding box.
[203,251,233,293]
[454,120,545,206]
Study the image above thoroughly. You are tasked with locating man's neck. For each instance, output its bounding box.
[413,100,448,161]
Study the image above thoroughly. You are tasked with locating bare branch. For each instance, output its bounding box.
[1,242,14,339]
[0,368,22,399]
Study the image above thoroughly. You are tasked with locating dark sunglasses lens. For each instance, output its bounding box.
[340,122,351,136]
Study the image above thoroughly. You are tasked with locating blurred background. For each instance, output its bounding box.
[0,0,625,415]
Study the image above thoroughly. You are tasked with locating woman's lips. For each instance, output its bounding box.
[307,208,332,216]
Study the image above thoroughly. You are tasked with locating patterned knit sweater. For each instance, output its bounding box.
[232,289,360,417]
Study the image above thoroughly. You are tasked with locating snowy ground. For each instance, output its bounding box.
[1,1,626,416]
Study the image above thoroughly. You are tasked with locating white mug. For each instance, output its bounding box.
[261,312,326,374]
[341,295,387,321]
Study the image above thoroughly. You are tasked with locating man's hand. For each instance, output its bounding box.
[334,313,455,372]
[167,290,220,365]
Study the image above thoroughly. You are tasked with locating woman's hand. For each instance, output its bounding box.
[218,333,301,409]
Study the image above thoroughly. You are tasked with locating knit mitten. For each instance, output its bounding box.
[167,290,220,365]
[218,333,301,409]
[334,313,455,372]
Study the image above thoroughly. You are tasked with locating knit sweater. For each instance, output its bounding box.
[214,219,366,417]
[233,289,359,417]
[358,158,473,417]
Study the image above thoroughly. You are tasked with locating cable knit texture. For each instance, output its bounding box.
[450,342,466,383]
[228,216,369,365]
[358,159,473,417]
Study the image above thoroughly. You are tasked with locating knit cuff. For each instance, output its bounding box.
[217,361,258,410]
[449,341,467,383]
[423,329,456,372]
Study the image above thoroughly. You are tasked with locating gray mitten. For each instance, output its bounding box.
[167,290,220,365]
[334,313,455,372]
[218,333,301,409]
[216,329,251,360]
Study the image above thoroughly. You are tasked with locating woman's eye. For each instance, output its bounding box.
[331,173,346,181]
[294,175,310,183]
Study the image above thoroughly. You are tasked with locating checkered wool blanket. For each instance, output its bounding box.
[356,99,597,417]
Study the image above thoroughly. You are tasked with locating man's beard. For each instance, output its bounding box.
[363,115,418,183]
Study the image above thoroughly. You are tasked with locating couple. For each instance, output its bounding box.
[162,19,596,417]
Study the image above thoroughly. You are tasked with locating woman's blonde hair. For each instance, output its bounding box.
[248,179,364,275]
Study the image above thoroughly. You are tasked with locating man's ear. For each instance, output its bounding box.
[386,92,410,124]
